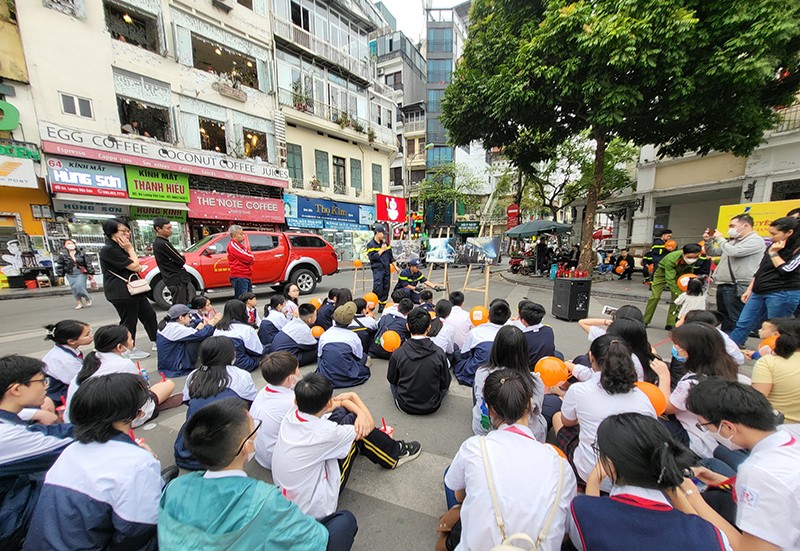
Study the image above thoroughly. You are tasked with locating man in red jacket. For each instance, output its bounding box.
[226,225,255,299]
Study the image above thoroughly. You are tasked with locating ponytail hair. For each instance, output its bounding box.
[483,370,533,427]
[266,294,285,316]
[590,334,637,395]
[158,314,172,331]
[597,413,695,490]
[78,325,130,385]
[44,320,89,345]
[188,337,235,399]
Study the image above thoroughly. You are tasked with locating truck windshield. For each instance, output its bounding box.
[185,235,216,253]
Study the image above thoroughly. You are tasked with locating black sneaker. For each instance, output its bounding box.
[161,465,180,485]
[395,441,422,468]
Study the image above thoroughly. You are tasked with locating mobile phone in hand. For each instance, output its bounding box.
[602,305,618,316]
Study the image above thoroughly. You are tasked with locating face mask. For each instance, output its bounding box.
[727,228,739,239]
[710,424,744,451]
[120,346,132,359]
[290,373,302,390]
[246,449,256,463]
[65,244,76,251]
[671,345,687,363]
[684,257,698,265]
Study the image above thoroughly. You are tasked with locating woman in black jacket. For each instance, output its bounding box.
[99,218,158,360]
[55,239,95,309]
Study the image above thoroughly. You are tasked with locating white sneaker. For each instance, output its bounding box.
[128,348,151,360]
[151,343,158,351]
[74,304,83,309]
[84,299,92,307]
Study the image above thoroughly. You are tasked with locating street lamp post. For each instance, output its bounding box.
[406,142,434,236]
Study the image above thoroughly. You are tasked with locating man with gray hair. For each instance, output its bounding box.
[703,213,765,332]
[226,225,254,299]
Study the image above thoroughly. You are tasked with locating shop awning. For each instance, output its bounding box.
[54,193,189,211]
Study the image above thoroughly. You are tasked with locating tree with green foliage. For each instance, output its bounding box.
[442,0,800,271]
[419,162,486,226]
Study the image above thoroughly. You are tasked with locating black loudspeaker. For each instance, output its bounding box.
[551,278,591,321]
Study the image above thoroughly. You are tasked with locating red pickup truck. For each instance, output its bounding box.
[139,231,339,308]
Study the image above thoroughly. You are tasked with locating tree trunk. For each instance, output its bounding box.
[578,129,607,273]
[514,172,525,207]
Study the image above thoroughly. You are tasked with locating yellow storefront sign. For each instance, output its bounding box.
[717,199,800,238]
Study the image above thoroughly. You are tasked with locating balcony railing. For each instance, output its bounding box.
[774,104,800,134]
[272,16,370,82]
[291,178,304,189]
[402,120,425,134]
[278,88,396,148]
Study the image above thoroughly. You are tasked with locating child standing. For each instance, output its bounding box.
[156,304,221,377]
[42,320,93,403]
[675,278,708,322]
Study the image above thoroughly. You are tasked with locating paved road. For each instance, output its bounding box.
[3,267,707,550]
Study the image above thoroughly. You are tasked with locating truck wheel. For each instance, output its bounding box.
[290,268,317,294]
[152,279,196,310]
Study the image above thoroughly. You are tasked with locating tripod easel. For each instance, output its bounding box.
[462,223,493,308]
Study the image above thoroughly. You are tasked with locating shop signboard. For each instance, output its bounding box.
[46,156,127,198]
[324,220,364,230]
[375,193,406,223]
[358,205,375,226]
[0,140,40,161]
[130,205,187,223]
[188,190,284,224]
[52,197,129,216]
[717,199,800,239]
[40,121,289,188]
[286,217,324,229]
[284,193,369,228]
[0,155,38,189]
[457,221,480,234]
[125,166,190,202]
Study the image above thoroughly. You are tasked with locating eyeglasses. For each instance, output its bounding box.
[27,377,50,388]
[234,419,262,457]
[695,421,716,433]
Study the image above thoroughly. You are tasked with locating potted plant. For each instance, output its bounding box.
[310,175,322,191]
[367,127,376,143]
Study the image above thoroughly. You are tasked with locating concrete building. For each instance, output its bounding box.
[1,0,398,268]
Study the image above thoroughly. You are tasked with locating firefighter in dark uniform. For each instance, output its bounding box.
[366,226,396,312]
[394,259,440,303]
[642,228,673,283]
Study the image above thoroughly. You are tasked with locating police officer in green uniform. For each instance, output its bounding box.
[643,243,703,329]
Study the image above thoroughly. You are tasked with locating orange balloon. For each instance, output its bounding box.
[429,311,436,318]
[664,239,677,251]
[353,259,363,268]
[311,326,325,338]
[619,259,628,268]
[614,266,624,275]
[380,330,401,352]
[534,356,570,387]
[635,381,667,415]
[760,335,778,350]
[677,273,698,292]
[390,264,396,273]
[364,292,379,309]
[546,443,567,459]
[470,306,489,326]
[309,297,322,310]
[648,264,654,274]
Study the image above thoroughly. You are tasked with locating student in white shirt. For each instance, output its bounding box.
[687,378,800,550]
[679,310,744,366]
[214,299,264,372]
[569,413,734,551]
[64,325,175,426]
[272,373,421,520]
[553,335,662,484]
[42,320,93,404]
[505,299,534,331]
[577,304,644,343]
[444,291,472,350]
[250,352,304,470]
[429,300,457,359]
[282,283,301,319]
[239,292,261,327]
[445,370,576,551]
[259,295,289,350]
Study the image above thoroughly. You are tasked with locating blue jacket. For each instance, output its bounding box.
[157,323,215,377]
[367,239,394,273]
[369,313,410,359]
[316,327,369,389]
[453,340,493,387]
[258,320,280,351]
[523,325,556,368]
[174,388,240,470]
[214,322,264,373]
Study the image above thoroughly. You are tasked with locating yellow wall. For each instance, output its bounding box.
[0,179,51,236]
[654,153,746,189]
[0,3,28,82]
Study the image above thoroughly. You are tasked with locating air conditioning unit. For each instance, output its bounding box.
[377,68,385,76]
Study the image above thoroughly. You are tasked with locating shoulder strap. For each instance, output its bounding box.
[535,458,565,548]
[107,269,140,283]
[480,436,507,542]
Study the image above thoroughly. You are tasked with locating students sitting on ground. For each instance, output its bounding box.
[429,300,457,361]
[553,335,663,485]
[518,302,556,367]
[272,373,421,520]
[751,318,800,423]
[159,398,358,551]
[381,289,407,318]
[369,298,414,360]
[454,299,511,386]
[42,319,93,404]
[271,304,319,367]
[444,370,576,551]
[157,304,221,377]
[24,373,162,551]
[679,310,744,366]
[419,289,435,313]
[316,289,339,331]
[687,378,800,550]
[188,295,216,328]
[569,413,735,551]
[317,302,371,389]
[283,283,301,319]
[259,295,289,350]
[214,299,264,372]
[606,318,656,383]
[506,299,534,331]
[64,325,175,426]
[348,298,377,353]
[444,291,472,350]
[387,307,451,415]
[577,304,644,344]
[174,337,258,470]
[472,326,546,441]
[250,352,305,470]
[0,355,73,548]
[239,291,261,327]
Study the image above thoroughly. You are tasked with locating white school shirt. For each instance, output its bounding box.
[284,299,299,319]
[318,325,363,358]
[430,323,456,355]
[272,407,356,519]
[669,372,718,458]
[460,322,503,354]
[214,322,264,355]
[42,345,84,385]
[249,383,296,469]
[349,314,378,331]
[444,424,577,551]
[181,365,258,402]
[718,328,744,365]
[445,306,472,350]
[280,318,318,346]
[265,308,289,331]
[64,352,140,423]
[505,318,526,331]
[560,372,656,481]
[587,325,606,343]
[571,355,644,383]
[735,430,800,549]
[158,321,201,341]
